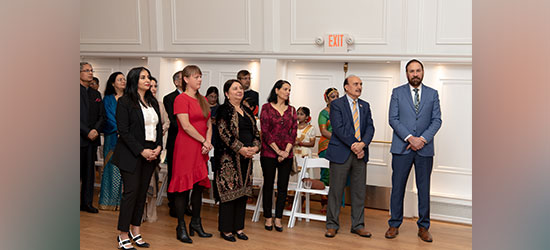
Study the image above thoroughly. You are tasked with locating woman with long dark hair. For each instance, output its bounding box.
[99,72,126,211]
[214,79,260,241]
[169,65,213,244]
[259,80,297,232]
[112,67,162,249]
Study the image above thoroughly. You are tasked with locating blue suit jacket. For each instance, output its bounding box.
[389,83,442,157]
[326,95,375,164]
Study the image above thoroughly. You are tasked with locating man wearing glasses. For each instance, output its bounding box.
[80,62,105,213]
[237,70,259,116]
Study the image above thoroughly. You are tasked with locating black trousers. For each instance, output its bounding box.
[260,157,292,218]
[80,145,95,207]
[174,183,204,219]
[117,142,157,232]
[218,196,248,232]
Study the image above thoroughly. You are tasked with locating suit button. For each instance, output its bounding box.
[416,118,418,120]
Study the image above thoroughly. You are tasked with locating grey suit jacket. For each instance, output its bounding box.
[389,83,442,157]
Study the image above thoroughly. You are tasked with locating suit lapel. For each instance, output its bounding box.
[418,85,428,114]
[358,99,366,132]
[134,102,145,132]
[404,84,416,113]
[81,85,89,110]
[341,96,354,127]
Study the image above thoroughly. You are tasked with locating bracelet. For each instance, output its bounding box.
[202,139,206,144]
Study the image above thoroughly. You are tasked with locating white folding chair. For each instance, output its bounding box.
[202,150,216,205]
[288,157,330,228]
[156,162,168,206]
[251,155,301,222]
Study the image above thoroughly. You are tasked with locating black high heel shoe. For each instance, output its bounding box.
[220,232,236,242]
[117,236,136,250]
[265,219,273,231]
[128,231,150,248]
[189,217,213,237]
[274,220,283,232]
[176,219,193,244]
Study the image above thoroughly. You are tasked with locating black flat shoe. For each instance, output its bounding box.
[81,205,99,213]
[220,232,236,242]
[128,231,150,248]
[264,225,273,231]
[117,236,136,250]
[275,225,283,232]
[235,232,248,240]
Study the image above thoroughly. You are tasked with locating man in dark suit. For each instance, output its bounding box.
[325,75,375,238]
[162,70,183,217]
[80,62,105,213]
[385,59,442,242]
[237,70,259,116]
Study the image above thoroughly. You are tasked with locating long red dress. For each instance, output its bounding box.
[168,93,211,193]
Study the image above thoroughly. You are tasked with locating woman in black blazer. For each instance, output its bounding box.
[112,67,162,250]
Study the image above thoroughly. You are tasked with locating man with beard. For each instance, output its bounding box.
[385,59,442,242]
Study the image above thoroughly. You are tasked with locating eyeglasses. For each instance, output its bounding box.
[80,69,95,73]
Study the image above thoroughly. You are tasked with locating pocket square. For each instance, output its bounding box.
[95,98,101,102]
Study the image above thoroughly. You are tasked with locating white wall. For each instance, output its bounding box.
[80,0,472,224]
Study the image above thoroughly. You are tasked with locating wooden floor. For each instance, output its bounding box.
[81,189,472,250]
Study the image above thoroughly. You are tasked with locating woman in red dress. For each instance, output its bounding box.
[168,65,213,244]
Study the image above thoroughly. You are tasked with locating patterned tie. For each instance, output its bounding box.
[353,100,361,140]
[413,88,420,114]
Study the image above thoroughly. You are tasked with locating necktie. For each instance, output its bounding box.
[353,100,361,140]
[413,88,419,114]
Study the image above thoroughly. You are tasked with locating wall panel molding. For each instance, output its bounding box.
[290,0,388,45]
[80,0,143,45]
[433,165,472,176]
[170,0,251,45]
[435,0,472,45]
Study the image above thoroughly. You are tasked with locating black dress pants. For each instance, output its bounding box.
[80,145,95,207]
[117,142,157,232]
[218,157,250,232]
[218,196,248,232]
[260,157,292,218]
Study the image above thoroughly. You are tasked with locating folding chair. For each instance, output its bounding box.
[288,157,330,228]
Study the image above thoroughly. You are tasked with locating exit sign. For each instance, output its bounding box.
[324,34,348,53]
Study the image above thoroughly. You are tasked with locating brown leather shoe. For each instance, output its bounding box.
[418,227,433,242]
[350,228,372,238]
[385,227,399,239]
[325,228,337,238]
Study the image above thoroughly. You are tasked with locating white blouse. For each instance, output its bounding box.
[140,102,159,142]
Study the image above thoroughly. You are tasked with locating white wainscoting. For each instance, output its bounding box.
[419,0,472,54]
[80,0,151,51]
[161,0,264,52]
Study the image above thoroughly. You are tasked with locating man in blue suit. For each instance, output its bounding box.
[385,59,442,242]
[324,75,375,238]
